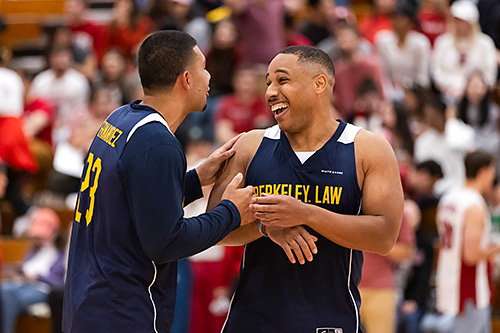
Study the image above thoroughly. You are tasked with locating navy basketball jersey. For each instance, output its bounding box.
[223,121,364,333]
[63,101,240,332]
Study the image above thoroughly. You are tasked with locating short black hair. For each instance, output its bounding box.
[416,160,443,179]
[279,45,335,79]
[138,30,197,94]
[465,150,494,179]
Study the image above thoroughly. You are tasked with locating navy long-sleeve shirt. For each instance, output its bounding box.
[63,101,240,332]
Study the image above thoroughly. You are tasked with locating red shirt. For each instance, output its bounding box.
[359,213,415,289]
[216,95,270,134]
[24,98,54,146]
[69,22,107,61]
[0,117,37,172]
[418,10,447,47]
[105,18,152,58]
[332,56,386,119]
[359,14,392,44]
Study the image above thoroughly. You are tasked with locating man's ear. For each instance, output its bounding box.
[180,70,191,90]
[314,74,328,94]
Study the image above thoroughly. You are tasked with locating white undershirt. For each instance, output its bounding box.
[295,151,315,164]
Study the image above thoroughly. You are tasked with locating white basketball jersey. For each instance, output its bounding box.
[436,187,491,315]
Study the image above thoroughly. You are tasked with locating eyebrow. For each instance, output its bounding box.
[265,69,290,80]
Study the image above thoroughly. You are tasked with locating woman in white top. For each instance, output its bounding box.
[431,0,497,102]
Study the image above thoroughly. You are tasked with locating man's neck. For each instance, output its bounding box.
[141,94,187,133]
[286,116,339,152]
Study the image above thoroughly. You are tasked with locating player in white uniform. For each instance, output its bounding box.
[436,150,500,333]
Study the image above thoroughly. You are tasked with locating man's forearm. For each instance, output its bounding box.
[218,220,261,246]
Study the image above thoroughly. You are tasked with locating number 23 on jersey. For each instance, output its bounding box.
[75,152,102,226]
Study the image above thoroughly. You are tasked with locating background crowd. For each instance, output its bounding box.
[1,0,500,332]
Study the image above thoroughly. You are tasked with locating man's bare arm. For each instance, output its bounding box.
[463,204,500,264]
[207,130,264,246]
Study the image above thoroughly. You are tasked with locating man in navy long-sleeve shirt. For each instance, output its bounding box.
[62,31,255,333]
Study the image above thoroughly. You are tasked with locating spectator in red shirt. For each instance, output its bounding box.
[359,0,397,44]
[105,0,152,60]
[20,72,55,196]
[65,0,107,61]
[417,0,448,47]
[215,65,273,144]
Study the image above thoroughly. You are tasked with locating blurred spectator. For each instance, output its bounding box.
[159,0,212,52]
[215,65,272,144]
[375,5,431,100]
[224,0,285,65]
[1,207,66,333]
[94,49,134,105]
[190,245,243,333]
[105,0,152,60]
[46,85,117,203]
[435,150,499,333]
[205,19,241,97]
[317,8,373,62]
[332,24,386,119]
[347,77,384,132]
[0,47,24,118]
[414,95,474,195]
[285,12,313,47]
[380,101,415,162]
[65,0,107,61]
[0,115,37,218]
[456,71,500,164]
[177,18,241,145]
[21,72,55,198]
[48,25,98,80]
[360,209,416,333]
[30,45,90,145]
[431,0,497,102]
[478,0,500,52]
[417,0,448,47]
[402,83,428,138]
[298,0,335,46]
[399,160,443,333]
[359,0,397,44]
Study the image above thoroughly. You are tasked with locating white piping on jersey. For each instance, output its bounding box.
[126,113,173,143]
[347,249,360,333]
[221,244,248,332]
[337,123,361,144]
[148,260,159,333]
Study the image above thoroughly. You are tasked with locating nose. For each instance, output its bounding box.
[265,82,278,101]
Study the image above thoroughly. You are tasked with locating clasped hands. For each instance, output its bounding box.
[253,193,318,265]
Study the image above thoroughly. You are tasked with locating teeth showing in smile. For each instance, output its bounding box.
[271,103,288,115]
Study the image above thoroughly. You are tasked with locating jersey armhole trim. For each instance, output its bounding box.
[127,113,172,143]
[337,123,361,144]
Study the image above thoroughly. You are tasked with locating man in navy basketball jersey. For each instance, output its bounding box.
[62,31,255,332]
[208,46,404,332]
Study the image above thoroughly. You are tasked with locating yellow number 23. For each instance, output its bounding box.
[75,152,102,226]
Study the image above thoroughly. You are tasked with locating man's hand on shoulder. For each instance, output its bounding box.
[195,133,244,187]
